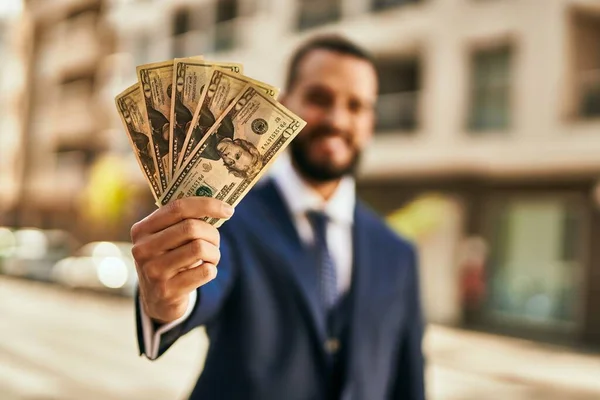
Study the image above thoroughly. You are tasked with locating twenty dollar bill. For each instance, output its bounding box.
[115,84,161,200]
[176,68,280,172]
[169,58,243,179]
[159,85,305,227]
[137,60,175,192]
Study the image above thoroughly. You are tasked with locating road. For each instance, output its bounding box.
[2,276,600,400]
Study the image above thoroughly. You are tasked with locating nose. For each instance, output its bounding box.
[323,101,351,133]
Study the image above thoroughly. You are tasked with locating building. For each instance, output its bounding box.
[0,3,28,226]
[10,0,149,241]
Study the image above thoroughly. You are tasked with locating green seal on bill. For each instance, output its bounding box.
[195,185,213,197]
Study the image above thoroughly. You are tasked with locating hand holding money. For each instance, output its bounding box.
[117,56,305,310]
[131,197,233,323]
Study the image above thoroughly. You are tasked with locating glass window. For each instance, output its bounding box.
[571,11,600,119]
[469,46,512,131]
[172,8,190,37]
[297,0,341,31]
[375,58,420,132]
[214,0,238,52]
[216,0,238,23]
[372,0,419,12]
[485,197,584,328]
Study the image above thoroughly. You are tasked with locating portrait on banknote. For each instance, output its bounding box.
[198,114,263,181]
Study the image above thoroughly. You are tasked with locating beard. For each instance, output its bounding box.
[290,123,361,183]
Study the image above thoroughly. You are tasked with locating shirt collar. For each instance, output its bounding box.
[270,152,355,224]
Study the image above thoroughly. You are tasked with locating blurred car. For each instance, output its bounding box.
[1,228,77,282]
[52,241,137,296]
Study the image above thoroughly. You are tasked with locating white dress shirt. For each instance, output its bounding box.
[140,153,356,359]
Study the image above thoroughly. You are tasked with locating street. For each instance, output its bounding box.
[2,276,600,400]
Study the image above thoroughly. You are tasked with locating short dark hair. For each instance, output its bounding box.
[285,34,376,91]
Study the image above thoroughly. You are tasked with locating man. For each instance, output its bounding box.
[131,35,425,400]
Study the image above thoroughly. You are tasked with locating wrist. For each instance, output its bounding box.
[143,296,189,325]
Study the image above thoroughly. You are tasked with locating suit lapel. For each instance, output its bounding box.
[245,180,328,341]
[346,204,376,389]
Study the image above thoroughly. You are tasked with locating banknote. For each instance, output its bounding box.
[159,85,305,227]
[169,58,243,179]
[137,60,175,192]
[115,84,161,200]
[176,68,280,172]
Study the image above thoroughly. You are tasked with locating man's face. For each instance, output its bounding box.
[282,49,378,182]
[217,140,252,172]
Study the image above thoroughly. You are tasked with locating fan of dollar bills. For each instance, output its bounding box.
[115,57,306,226]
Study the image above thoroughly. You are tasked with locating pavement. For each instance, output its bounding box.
[1,276,600,400]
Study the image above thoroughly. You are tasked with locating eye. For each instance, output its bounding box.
[304,87,333,108]
[235,151,241,160]
[348,97,373,114]
[348,99,362,113]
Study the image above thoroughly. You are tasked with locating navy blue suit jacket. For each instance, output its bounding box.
[136,180,425,400]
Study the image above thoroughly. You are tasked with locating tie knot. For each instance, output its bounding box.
[306,210,329,234]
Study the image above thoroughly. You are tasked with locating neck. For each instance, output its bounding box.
[291,163,342,201]
[306,178,342,201]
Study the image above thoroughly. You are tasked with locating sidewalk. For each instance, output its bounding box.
[426,325,600,400]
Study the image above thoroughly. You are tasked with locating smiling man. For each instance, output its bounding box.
[131,35,425,400]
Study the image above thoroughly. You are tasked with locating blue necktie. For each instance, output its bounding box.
[306,210,338,311]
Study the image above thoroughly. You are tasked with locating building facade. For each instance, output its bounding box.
[0,6,28,226]
[10,0,151,241]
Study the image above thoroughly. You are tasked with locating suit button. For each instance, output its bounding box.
[325,338,340,354]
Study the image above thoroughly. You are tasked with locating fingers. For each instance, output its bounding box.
[131,197,234,241]
[143,239,220,282]
[136,219,220,258]
[170,263,218,295]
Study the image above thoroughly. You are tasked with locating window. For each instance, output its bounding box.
[214,0,238,52]
[484,197,584,329]
[172,8,191,57]
[468,46,512,131]
[171,6,211,57]
[372,0,419,12]
[297,0,341,31]
[571,11,600,119]
[172,9,190,36]
[375,58,420,132]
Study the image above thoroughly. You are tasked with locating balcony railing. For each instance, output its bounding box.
[375,91,419,133]
[579,69,600,118]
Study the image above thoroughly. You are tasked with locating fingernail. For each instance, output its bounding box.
[222,204,235,217]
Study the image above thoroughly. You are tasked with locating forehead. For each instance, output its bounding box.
[293,49,378,99]
[220,141,241,151]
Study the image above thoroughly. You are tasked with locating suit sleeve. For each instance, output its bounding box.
[135,227,239,359]
[391,244,426,400]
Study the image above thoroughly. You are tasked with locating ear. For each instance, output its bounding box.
[364,108,376,145]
